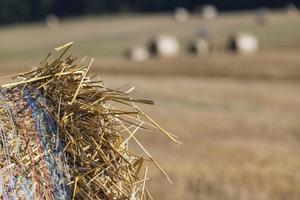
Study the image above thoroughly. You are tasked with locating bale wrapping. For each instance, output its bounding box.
[0,87,70,199]
[0,42,178,199]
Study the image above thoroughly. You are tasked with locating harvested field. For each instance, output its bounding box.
[0,11,300,66]
[93,49,300,80]
[104,75,300,200]
[0,10,299,200]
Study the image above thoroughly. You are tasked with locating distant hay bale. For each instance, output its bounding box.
[200,5,218,20]
[228,33,259,54]
[189,38,211,56]
[45,14,60,29]
[287,3,299,16]
[125,46,149,62]
[196,24,209,38]
[174,7,190,22]
[0,42,179,199]
[255,8,267,26]
[148,35,180,57]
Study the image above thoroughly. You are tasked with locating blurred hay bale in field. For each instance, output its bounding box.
[45,14,60,29]
[174,7,190,22]
[148,35,180,57]
[125,46,149,62]
[196,24,209,38]
[189,38,211,56]
[287,3,299,16]
[255,8,268,26]
[228,33,259,54]
[199,5,218,20]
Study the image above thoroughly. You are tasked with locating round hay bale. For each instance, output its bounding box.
[45,15,60,29]
[196,24,209,38]
[125,46,149,62]
[189,38,211,56]
[287,3,299,16]
[174,7,190,22]
[255,8,267,26]
[148,35,180,57]
[228,33,259,54]
[200,5,218,20]
[0,42,179,199]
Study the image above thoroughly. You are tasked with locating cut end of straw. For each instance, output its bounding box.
[55,41,74,51]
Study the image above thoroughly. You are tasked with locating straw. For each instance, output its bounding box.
[0,42,179,199]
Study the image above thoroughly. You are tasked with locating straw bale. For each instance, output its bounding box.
[125,46,149,62]
[200,5,218,20]
[287,3,299,16]
[228,33,259,54]
[46,15,60,29]
[255,8,268,26]
[189,38,211,56]
[0,42,178,199]
[174,7,190,22]
[148,35,180,57]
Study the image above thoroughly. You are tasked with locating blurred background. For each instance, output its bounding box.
[1,1,300,200]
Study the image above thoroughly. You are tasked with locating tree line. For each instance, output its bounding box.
[0,0,298,24]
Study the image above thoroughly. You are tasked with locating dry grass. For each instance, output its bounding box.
[103,75,300,200]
